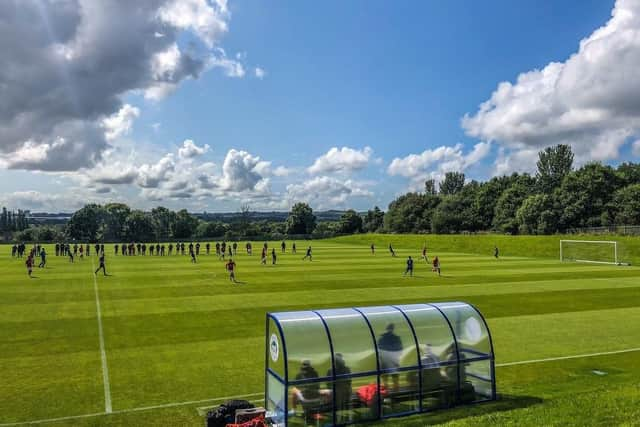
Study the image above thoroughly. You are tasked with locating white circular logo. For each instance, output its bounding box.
[269,333,280,362]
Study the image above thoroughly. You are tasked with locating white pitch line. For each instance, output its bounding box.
[0,392,264,426]
[496,347,640,367]
[4,347,640,426]
[91,257,112,413]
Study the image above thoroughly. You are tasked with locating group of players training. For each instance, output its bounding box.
[14,239,484,283]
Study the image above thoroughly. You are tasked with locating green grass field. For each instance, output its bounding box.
[1,235,639,426]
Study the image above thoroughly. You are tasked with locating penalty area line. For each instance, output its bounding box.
[91,257,112,414]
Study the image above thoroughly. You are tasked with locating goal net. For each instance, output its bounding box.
[560,240,618,265]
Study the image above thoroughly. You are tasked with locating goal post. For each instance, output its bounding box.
[560,240,619,265]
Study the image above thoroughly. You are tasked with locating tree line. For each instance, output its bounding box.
[4,144,640,242]
[383,144,640,234]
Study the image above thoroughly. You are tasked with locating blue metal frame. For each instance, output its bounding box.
[352,307,382,419]
[266,313,289,422]
[391,305,423,413]
[427,303,463,404]
[313,310,337,426]
[266,302,496,426]
[467,302,497,399]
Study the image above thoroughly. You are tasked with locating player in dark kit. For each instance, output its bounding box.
[404,256,414,277]
[190,247,197,263]
[302,246,312,261]
[281,241,286,253]
[371,243,375,255]
[95,252,107,276]
[272,248,277,265]
[38,248,46,268]
[292,242,297,254]
[389,244,396,257]
[206,243,210,255]
[494,246,499,258]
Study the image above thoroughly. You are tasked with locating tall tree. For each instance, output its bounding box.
[66,204,106,241]
[150,206,176,239]
[338,209,363,234]
[536,144,574,193]
[123,211,155,241]
[424,179,438,195]
[172,209,199,239]
[104,202,131,240]
[439,172,465,195]
[363,206,385,232]
[285,202,316,235]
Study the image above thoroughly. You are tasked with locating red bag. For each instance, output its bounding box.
[226,414,266,427]
[357,384,387,406]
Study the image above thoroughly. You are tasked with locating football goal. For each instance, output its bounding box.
[560,240,621,265]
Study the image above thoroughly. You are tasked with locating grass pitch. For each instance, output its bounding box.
[1,235,640,426]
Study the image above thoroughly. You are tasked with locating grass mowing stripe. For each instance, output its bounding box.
[496,347,640,367]
[3,346,639,426]
[0,392,264,426]
[91,257,112,414]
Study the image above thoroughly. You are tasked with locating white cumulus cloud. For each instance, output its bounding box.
[178,139,210,159]
[286,176,372,209]
[102,104,140,141]
[388,142,491,189]
[462,0,640,173]
[308,146,373,175]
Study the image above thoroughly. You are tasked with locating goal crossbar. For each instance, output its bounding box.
[560,240,618,265]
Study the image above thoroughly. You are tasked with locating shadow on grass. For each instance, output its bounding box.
[395,394,544,426]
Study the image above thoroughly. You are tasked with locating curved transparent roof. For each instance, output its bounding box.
[265,302,496,426]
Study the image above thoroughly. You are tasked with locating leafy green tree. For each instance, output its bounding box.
[285,203,316,235]
[493,183,530,234]
[424,179,438,195]
[104,203,131,240]
[431,181,482,233]
[66,204,107,241]
[474,175,516,229]
[610,184,640,225]
[151,206,176,239]
[556,163,619,229]
[172,209,199,239]
[338,209,363,234]
[439,172,465,195]
[363,206,385,232]
[616,162,640,187]
[195,221,227,238]
[516,194,556,234]
[536,144,574,193]
[122,211,155,241]
[384,193,440,233]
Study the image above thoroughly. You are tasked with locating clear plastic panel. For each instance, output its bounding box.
[381,369,420,417]
[395,304,457,367]
[334,375,379,423]
[431,302,493,357]
[287,384,332,426]
[266,372,286,424]
[267,316,285,379]
[397,304,459,410]
[461,360,493,402]
[316,308,377,375]
[273,311,332,383]
[357,306,420,375]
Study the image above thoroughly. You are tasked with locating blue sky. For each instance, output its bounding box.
[2,0,639,212]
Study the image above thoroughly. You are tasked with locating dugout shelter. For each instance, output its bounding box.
[265,302,496,426]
